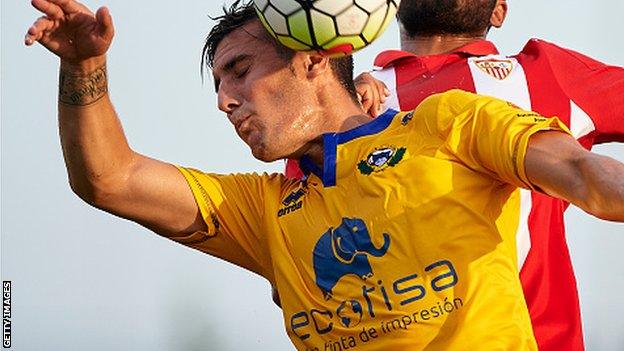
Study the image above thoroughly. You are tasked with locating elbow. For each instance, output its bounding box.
[68,180,98,207]
[68,175,124,210]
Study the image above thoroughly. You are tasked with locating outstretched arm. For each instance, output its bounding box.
[25,0,205,236]
[525,131,624,222]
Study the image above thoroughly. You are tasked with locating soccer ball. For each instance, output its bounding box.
[253,0,400,57]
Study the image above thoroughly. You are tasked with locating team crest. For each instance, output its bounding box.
[357,146,406,175]
[475,58,513,80]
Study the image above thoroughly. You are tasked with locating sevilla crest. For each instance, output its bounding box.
[475,58,514,80]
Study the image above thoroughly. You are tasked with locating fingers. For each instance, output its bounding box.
[355,72,391,117]
[47,0,83,14]
[27,0,67,47]
[358,88,379,117]
[381,86,390,103]
[373,82,390,116]
[25,16,56,46]
[357,82,382,116]
[31,0,64,20]
[95,7,114,40]
[372,78,390,105]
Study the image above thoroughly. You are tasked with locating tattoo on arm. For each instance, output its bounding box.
[59,65,108,106]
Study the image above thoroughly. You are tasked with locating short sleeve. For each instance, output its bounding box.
[536,40,624,143]
[416,90,572,190]
[174,167,284,279]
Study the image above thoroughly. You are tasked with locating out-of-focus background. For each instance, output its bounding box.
[1,0,623,350]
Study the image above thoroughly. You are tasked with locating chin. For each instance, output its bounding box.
[250,145,282,163]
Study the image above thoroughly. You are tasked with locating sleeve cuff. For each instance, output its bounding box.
[176,166,220,236]
[513,116,573,191]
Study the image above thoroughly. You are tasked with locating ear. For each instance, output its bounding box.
[331,225,356,263]
[302,51,331,80]
[490,0,508,29]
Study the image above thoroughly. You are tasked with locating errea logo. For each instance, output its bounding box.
[278,188,305,217]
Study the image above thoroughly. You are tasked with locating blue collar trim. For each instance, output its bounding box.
[300,109,399,187]
[336,109,398,144]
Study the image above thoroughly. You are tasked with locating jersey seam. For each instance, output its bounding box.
[184,168,221,234]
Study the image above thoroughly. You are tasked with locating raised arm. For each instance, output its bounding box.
[525,131,624,222]
[25,0,205,236]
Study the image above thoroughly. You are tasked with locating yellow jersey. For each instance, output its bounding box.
[175,90,570,350]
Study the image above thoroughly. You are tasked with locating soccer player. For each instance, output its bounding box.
[25,0,624,350]
[285,1,624,350]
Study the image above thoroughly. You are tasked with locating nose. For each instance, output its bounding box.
[217,80,241,115]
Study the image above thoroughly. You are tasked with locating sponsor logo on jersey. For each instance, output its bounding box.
[475,58,513,80]
[505,101,547,122]
[357,146,406,175]
[506,101,522,109]
[401,111,414,126]
[288,217,461,343]
[516,112,547,122]
[312,217,391,300]
[278,187,306,217]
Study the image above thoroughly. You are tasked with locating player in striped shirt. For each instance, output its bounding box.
[285,1,624,350]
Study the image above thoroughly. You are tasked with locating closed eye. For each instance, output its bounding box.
[213,54,253,91]
[234,65,250,79]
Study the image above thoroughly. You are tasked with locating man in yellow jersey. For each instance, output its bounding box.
[25,0,624,350]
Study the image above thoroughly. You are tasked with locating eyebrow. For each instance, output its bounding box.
[213,54,252,91]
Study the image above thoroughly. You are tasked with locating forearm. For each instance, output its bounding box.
[58,56,135,203]
[526,131,624,222]
[575,153,624,221]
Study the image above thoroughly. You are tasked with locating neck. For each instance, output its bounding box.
[400,33,486,56]
[299,92,371,167]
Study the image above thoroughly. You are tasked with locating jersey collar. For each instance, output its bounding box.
[299,109,399,187]
[373,40,499,69]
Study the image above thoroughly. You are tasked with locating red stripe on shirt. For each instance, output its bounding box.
[516,40,585,351]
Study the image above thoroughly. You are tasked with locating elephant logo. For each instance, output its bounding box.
[312,218,391,299]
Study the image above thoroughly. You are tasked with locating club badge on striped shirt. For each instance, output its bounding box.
[474,58,514,80]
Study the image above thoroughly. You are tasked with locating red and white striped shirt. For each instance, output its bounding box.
[370,39,624,351]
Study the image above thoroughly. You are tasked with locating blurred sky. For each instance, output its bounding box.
[1,1,623,350]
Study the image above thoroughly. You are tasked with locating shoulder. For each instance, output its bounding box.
[405,90,480,136]
[178,167,289,194]
[411,90,520,135]
[517,38,606,70]
[416,89,491,116]
[518,38,573,56]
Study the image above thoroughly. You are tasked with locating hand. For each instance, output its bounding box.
[355,72,390,117]
[25,0,114,66]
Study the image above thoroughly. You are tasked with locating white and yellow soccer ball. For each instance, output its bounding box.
[253,0,400,57]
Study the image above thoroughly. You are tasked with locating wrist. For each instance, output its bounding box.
[59,56,109,106]
[60,55,107,75]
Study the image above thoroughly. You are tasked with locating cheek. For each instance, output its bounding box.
[246,72,315,146]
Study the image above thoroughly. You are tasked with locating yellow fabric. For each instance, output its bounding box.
[177,90,571,350]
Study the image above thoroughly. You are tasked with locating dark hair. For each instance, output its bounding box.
[201,0,358,103]
[398,0,497,37]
